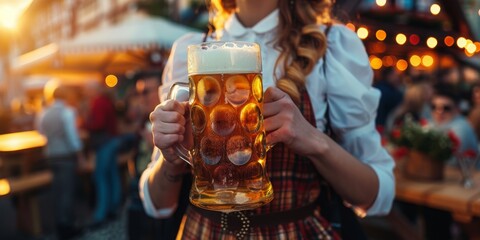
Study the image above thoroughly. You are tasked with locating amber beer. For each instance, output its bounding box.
[184,41,273,212]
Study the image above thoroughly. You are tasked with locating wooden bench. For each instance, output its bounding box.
[0,170,53,237]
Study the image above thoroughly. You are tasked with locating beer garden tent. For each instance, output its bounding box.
[12,13,200,86]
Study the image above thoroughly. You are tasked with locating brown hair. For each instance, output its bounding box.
[208,0,333,104]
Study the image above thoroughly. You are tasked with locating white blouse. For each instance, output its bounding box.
[140,9,395,218]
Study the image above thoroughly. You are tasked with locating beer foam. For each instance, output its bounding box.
[188,41,262,74]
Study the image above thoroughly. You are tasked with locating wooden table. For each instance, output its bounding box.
[396,164,480,223]
[0,130,49,237]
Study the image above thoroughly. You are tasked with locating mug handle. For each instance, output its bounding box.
[167,82,193,166]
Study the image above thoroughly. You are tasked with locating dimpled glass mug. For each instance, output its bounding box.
[167,41,274,212]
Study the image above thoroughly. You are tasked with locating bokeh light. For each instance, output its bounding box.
[396,59,408,71]
[376,30,387,41]
[105,74,118,88]
[396,34,407,45]
[466,43,477,54]
[444,36,455,46]
[357,27,369,39]
[457,37,467,48]
[409,55,421,67]
[409,34,420,45]
[430,4,441,15]
[0,179,11,196]
[422,55,434,67]
[370,56,383,70]
[426,37,438,48]
[346,23,356,32]
[383,56,397,67]
[376,0,387,7]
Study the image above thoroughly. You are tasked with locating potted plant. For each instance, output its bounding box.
[390,117,459,181]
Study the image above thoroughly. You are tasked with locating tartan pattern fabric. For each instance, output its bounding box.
[180,90,340,239]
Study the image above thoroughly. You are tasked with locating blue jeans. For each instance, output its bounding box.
[92,137,122,222]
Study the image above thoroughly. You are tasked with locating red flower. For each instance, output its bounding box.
[391,129,402,140]
[419,118,428,127]
[376,125,385,135]
[392,147,409,160]
[461,149,477,158]
[447,131,461,153]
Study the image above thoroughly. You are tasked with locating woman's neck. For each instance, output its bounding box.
[235,0,278,28]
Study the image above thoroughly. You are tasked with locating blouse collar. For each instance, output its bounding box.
[224,9,279,37]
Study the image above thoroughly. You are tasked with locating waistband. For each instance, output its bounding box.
[189,200,319,239]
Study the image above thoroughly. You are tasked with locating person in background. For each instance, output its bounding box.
[468,82,480,149]
[82,80,122,227]
[36,84,85,239]
[430,83,478,159]
[385,74,433,134]
[141,0,395,239]
[127,73,191,240]
[374,66,404,133]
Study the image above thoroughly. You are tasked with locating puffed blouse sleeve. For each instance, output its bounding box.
[323,25,395,216]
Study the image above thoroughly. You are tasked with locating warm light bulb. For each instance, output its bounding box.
[457,37,467,48]
[396,59,408,71]
[422,55,434,67]
[409,55,421,67]
[444,36,455,46]
[426,37,438,48]
[430,4,441,15]
[0,179,10,196]
[357,27,369,39]
[370,57,383,70]
[376,30,387,41]
[105,74,118,88]
[346,23,356,32]
[376,0,387,7]
[466,43,477,54]
[396,34,407,45]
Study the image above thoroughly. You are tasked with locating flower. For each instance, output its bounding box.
[389,118,458,162]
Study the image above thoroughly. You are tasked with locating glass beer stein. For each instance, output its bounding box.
[167,41,273,212]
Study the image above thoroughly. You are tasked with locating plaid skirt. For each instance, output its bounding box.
[178,90,340,239]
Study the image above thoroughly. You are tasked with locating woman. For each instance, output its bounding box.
[141,0,395,238]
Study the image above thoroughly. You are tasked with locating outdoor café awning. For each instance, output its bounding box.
[11,13,199,75]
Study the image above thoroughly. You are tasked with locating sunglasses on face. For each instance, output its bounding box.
[431,104,454,112]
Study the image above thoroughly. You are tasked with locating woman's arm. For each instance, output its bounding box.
[263,87,379,210]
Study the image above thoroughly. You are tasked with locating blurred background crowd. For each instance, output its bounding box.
[0,0,479,240]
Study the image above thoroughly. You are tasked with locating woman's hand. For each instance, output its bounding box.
[263,87,326,157]
[150,99,193,166]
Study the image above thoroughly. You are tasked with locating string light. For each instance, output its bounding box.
[409,34,420,45]
[346,23,356,32]
[376,30,387,41]
[357,27,369,39]
[376,0,386,7]
[466,43,477,54]
[0,179,10,196]
[396,59,408,71]
[370,56,383,69]
[409,55,422,67]
[457,37,467,48]
[444,36,455,46]
[383,56,397,67]
[396,34,407,45]
[422,55,434,67]
[105,74,118,87]
[430,4,441,15]
[426,37,438,48]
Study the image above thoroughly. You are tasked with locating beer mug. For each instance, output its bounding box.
[167,41,273,212]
